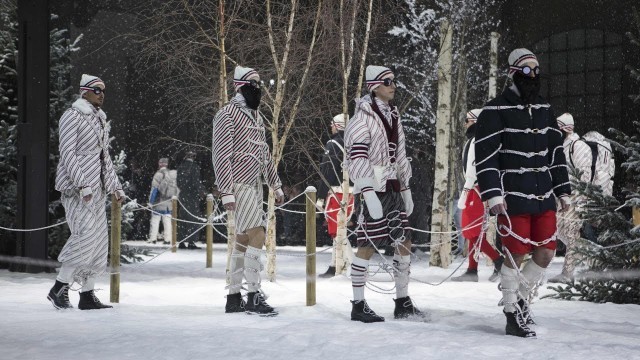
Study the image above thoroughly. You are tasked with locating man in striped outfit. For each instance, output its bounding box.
[345,65,425,323]
[48,74,125,310]
[212,66,284,316]
[550,113,615,282]
[475,49,571,337]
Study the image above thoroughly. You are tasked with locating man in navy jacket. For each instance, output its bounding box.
[475,49,571,338]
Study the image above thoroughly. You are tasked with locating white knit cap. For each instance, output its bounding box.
[332,113,347,131]
[466,108,482,122]
[233,66,260,92]
[557,113,574,132]
[365,65,393,92]
[508,48,539,79]
[79,74,105,95]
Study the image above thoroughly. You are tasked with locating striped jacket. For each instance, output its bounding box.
[211,94,282,204]
[55,98,121,195]
[345,95,412,194]
[572,131,615,196]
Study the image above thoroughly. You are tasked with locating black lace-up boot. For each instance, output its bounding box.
[78,290,113,310]
[225,292,246,313]
[393,296,428,320]
[518,298,535,325]
[351,300,384,323]
[504,307,536,338]
[245,292,278,316]
[47,280,73,310]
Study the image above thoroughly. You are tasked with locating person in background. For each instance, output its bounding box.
[177,151,206,249]
[453,108,504,282]
[316,113,354,278]
[148,158,176,245]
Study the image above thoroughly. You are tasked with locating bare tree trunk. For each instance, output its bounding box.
[218,0,228,108]
[429,19,453,268]
[489,32,500,100]
[264,0,323,281]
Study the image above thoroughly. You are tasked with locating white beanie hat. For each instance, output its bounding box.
[557,113,574,132]
[508,48,539,79]
[365,65,393,92]
[233,66,260,92]
[332,113,347,131]
[466,108,482,122]
[80,74,105,95]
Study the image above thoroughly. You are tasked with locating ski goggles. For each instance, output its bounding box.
[80,86,106,95]
[509,65,540,76]
[233,79,261,88]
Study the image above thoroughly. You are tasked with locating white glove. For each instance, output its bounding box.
[362,191,383,220]
[457,189,469,209]
[316,198,325,211]
[401,189,414,217]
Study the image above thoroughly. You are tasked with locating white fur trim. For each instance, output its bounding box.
[72,98,107,120]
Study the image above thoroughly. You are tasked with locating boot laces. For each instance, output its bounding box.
[60,285,71,305]
[362,301,377,315]
[514,304,532,331]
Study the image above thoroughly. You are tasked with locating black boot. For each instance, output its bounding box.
[319,266,336,278]
[187,242,200,250]
[451,269,479,282]
[78,290,113,310]
[245,292,278,316]
[489,256,504,282]
[393,296,428,321]
[47,280,73,310]
[225,292,246,313]
[504,309,536,338]
[518,298,535,325]
[351,300,384,323]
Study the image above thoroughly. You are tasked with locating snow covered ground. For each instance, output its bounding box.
[1,243,639,360]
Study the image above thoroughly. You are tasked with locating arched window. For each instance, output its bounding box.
[532,29,624,130]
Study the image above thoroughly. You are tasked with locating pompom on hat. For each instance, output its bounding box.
[233,66,260,92]
[507,48,539,79]
[557,113,574,132]
[466,108,482,123]
[332,113,347,131]
[79,74,105,95]
[365,65,393,92]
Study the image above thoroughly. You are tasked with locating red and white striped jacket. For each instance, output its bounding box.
[345,95,412,194]
[212,94,282,204]
[55,98,121,195]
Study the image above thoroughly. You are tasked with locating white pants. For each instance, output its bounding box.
[149,213,172,243]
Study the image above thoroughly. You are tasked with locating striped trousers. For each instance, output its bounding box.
[57,187,109,286]
[556,206,583,276]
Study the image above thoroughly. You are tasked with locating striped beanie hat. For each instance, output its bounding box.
[80,74,105,95]
[507,48,539,79]
[466,108,482,122]
[557,113,574,132]
[365,65,393,92]
[332,113,347,131]
[233,66,260,92]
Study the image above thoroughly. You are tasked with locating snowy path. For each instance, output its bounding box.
[1,244,639,360]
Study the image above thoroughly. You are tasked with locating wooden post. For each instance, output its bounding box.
[171,196,178,253]
[226,210,236,285]
[110,194,121,303]
[633,207,640,226]
[305,186,317,306]
[206,194,214,268]
[429,19,454,268]
[489,32,500,100]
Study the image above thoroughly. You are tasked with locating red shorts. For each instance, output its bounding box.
[498,210,557,255]
[461,188,484,239]
[325,192,354,238]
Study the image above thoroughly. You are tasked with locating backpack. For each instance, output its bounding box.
[158,169,180,198]
[569,137,611,183]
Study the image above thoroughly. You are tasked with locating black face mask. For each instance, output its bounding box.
[465,123,477,139]
[241,85,262,110]
[513,72,541,104]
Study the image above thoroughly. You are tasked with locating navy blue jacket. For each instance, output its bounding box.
[475,88,571,216]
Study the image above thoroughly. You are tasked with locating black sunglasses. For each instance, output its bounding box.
[81,86,105,95]
[510,65,540,76]
[382,78,397,87]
